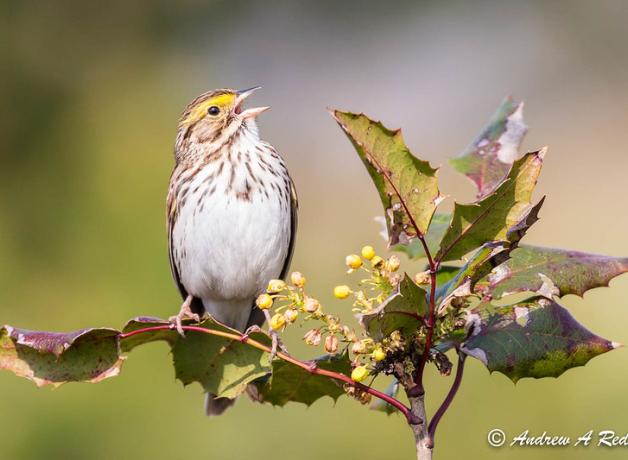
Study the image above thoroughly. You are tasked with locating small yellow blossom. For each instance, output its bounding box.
[267,279,287,293]
[351,365,369,382]
[361,245,376,260]
[256,293,273,310]
[333,285,352,299]
[345,254,363,270]
[414,271,431,284]
[370,256,384,268]
[270,313,286,330]
[372,347,386,362]
[284,308,298,323]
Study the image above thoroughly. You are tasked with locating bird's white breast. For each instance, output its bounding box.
[171,135,291,330]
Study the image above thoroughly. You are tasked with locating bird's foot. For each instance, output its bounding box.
[262,310,287,360]
[240,325,263,343]
[169,295,201,337]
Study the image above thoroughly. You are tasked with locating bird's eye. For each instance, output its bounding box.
[207,106,220,116]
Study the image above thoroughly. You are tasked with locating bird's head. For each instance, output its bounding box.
[176,86,269,147]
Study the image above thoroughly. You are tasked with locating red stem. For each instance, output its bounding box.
[414,235,438,390]
[119,325,416,424]
[428,351,466,442]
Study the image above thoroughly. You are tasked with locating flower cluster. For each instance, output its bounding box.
[255,271,356,355]
[334,245,402,314]
[255,244,423,392]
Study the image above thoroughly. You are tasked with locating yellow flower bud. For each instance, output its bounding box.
[290,271,306,287]
[345,254,363,270]
[361,245,376,261]
[333,285,352,299]
[372,346,386,362]
[351,365,369,382]
[324,335,339,354]
[385,255,401,272]
[303,329,322,346]
[284,308,298,323]
[267,279,287,293]
[270,313,286,330]
[370,256,384,268]
[414,271,431,285]
[304,297,321,313]
[256,293,273,310]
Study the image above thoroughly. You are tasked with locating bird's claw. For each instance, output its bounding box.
[169,295,201,337]
[240,325,263,343]
[168,311,201,337]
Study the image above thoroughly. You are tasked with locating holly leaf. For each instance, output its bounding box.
[476,246,628,299]
[0,325,123,387]
[331,110,442,245]
[436,242,508,304]
[360,274,429,341]
[255,350,352,406]
[437,149,545,262]
[1,316,274,401]
[451,97,527,198]
[172,318,272,399]
[461,297,618,382]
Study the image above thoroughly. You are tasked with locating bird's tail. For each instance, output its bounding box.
[203,304,266,416]
[204,393,236,416]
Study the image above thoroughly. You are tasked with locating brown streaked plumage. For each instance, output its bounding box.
[166,87,297,415]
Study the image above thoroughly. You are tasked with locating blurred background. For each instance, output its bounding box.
[2,0,628,459]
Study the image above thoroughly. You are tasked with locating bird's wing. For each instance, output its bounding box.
[246,179,299,329]
[167,169,204,314]
[280,180,299,279]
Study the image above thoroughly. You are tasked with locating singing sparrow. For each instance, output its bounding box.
[166,87,297,415]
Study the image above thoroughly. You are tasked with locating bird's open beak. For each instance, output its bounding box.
[235,86,270,119]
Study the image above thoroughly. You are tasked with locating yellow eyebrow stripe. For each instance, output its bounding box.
[184,93,236,125]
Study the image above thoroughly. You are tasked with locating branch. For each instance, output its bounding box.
[413,235,439,393]
[119,324,416,424]
[428,351,466,442]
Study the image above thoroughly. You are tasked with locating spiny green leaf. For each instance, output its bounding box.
[0,325,122,387]
[360,274,428,341]
[462,297,618,382]
[451,97,527,198]
[476,246,628,299]
[504,196,545,249]
[436,242,508,305]
[400,195,542,263]
[437,150,545,262]
[172,318,272,399]
[256,350,352,406]
[332,110,442,245]
[1,317,274,401]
